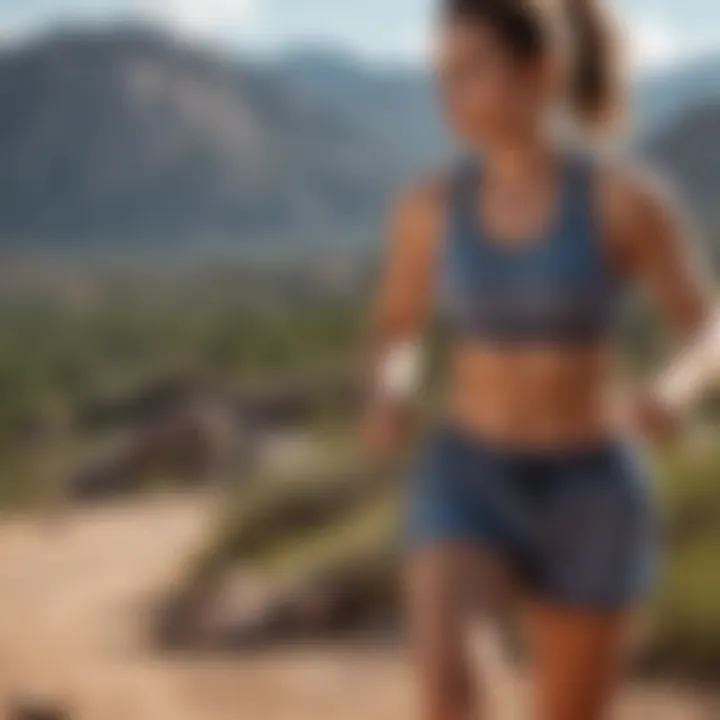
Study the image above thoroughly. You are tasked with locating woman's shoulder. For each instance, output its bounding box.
[396,168,454,214]
[584,147,690,274]
[392,167,456,236]
[588,148,680,222]
[396,155,482,219]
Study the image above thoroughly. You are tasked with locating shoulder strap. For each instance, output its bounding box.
[556,152,617,282]
[559,151,596,232]
[447,156,482,238]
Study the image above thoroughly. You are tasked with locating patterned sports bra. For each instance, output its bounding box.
[442,153,621,345]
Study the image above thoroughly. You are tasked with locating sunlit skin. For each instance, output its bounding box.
[363,15,712,720]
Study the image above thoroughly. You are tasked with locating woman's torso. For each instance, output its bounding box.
[440,152,624,448]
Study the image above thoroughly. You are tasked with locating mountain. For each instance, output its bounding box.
[0,29,412,252]
[0,29,717,257]
[646,103,720,258]
[636,55,720,132]
[269,48,449,167]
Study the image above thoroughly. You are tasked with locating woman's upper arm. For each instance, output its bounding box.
[602,163,714,338]
[370,176,447,339]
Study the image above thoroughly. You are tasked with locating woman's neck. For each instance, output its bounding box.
[481,134,558,185]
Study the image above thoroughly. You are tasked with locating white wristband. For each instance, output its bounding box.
[654,310,720,411]
[376,339,424,402]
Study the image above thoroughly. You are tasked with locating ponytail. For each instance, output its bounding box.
[564,0,623,130]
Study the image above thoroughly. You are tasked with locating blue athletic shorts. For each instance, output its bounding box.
[405,426,658,609]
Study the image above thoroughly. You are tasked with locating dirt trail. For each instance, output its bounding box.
[0,494,717,719]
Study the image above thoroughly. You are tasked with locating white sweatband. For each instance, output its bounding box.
[376,339,424,402]
[654,310,720,411]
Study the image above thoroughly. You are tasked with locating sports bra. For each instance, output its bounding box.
[442,153,621,345]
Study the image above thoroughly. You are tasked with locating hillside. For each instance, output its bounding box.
[270,48,448,168]
[637,54,720,133]
[0,30,407,252]
[647,103,720,248]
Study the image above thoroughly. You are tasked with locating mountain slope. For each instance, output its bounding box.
[269,48,449,168]
[636,55,720,132]
[646,103,720,260]
[0,30,406,251]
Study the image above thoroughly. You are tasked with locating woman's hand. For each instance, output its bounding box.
[626,389,682,448]
[362,400,414,460]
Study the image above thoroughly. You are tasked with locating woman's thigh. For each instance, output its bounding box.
[527,602,635,720]
[404,543,519,720]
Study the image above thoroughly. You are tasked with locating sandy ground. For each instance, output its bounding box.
[0,493,718,719]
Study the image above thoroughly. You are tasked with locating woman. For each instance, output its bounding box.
[363,1,716,719]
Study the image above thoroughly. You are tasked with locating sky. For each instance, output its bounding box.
[0,0,719,73]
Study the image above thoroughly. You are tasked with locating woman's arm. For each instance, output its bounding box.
[609,169,711,337]
[362,177,446,457]
[603,164,717,439]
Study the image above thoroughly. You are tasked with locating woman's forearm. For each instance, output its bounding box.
[653,307,720,411]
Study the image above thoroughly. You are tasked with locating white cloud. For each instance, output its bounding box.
[134,0,256,38]
[0,0,258,46]
[630,17,682,70]
[628,12,720,72]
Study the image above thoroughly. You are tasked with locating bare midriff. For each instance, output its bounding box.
[447,343,618,449]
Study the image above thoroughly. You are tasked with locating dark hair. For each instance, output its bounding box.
[443,0,622,129]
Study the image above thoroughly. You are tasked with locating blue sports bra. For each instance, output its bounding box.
[443,153,621,345]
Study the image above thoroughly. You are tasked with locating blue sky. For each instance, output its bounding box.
[1,0,719,72]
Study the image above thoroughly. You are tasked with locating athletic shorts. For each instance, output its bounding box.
[405,425,658,609]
